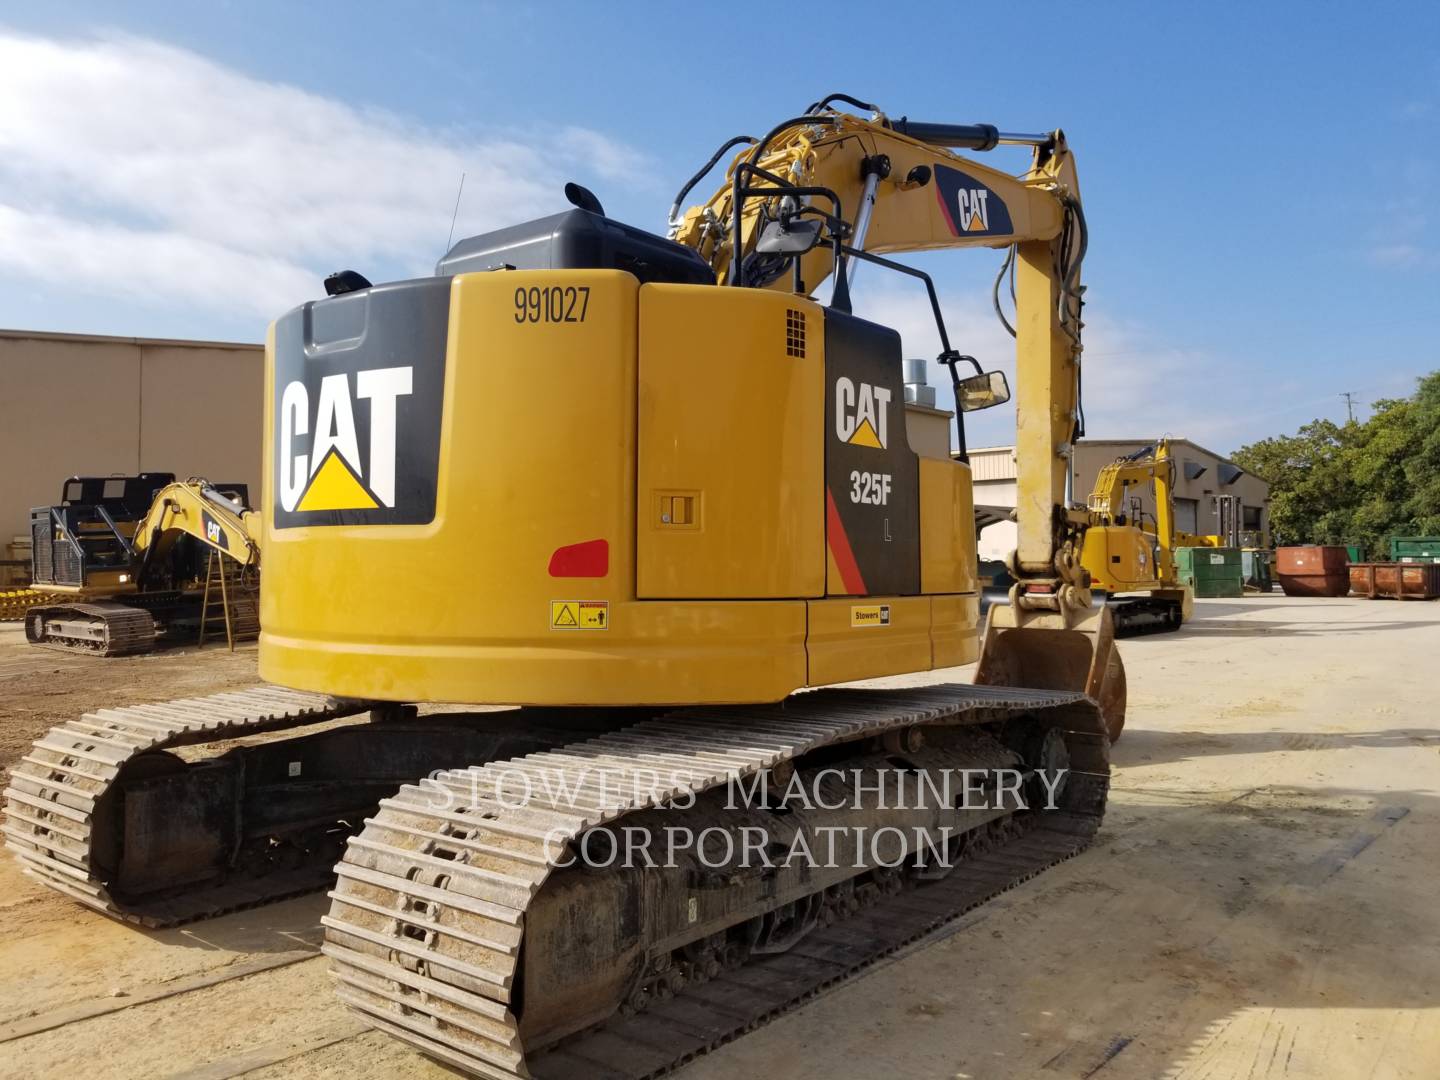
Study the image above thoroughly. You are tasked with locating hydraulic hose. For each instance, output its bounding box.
[668,135,757,227]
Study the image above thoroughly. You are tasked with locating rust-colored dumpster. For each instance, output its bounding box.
[1349,562,1440,600]
[1277,546,1350,597]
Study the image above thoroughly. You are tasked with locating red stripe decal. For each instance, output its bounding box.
[825,488,867,595]
[935,182,959,236]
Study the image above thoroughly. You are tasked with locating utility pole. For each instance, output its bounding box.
[1340,391,1359,423]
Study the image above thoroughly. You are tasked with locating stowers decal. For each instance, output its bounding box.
[933,164,1014,238]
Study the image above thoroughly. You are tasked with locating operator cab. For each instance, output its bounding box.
[61,472,175,516]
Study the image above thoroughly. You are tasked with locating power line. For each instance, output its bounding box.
[1340,391,1360,423]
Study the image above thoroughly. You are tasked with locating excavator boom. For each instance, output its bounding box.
[132,481,261,575]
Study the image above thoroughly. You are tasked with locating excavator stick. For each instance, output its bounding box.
[975,602,1127,742]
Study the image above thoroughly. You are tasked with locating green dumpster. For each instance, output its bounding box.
[1176,546,1244,598]
[1390,536,1440,563]
[1241,548,1272,592]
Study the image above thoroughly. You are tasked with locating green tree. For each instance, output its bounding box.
[1341,395,1419,551]
[1232,419,1351,546]
[1233,371,1440,555]
[1404,371,1440,533]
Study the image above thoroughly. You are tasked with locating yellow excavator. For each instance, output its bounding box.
[7,98,1127,1078]
[1080,438,1194,635]
[25,478,260,654]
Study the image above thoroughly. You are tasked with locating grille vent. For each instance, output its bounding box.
[785,309,807,358]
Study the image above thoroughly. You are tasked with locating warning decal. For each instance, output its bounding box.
[850,604,891,628]
[551,600,609,630]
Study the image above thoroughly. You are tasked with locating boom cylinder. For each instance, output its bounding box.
[890,120,1053,150]
[891,120,1000,150]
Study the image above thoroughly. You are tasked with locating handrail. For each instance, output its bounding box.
[93,504,136,560]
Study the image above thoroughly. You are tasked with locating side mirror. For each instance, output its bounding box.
[955,369,1011,412]
[756,218,823,255]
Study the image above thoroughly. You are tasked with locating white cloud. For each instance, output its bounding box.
[852,272,1417,455]
[0,29,642,319]
[0,204,315,317]
[852,279,1229,450]
[850,278,1015,446]
[1367,242,1433,268]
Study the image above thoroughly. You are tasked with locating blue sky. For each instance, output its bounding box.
[1,2,1436,452]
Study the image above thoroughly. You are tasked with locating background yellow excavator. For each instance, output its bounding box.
[9,97,1127,1079]
[25,477,260,653]
[1080,438,1194,635]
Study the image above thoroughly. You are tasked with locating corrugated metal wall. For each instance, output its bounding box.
[0,330,263,555]
[968,447,1017,482]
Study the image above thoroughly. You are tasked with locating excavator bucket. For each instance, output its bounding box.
[975,601,1127,742]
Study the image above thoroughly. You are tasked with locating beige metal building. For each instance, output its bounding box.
[1,329,263,578]
[971,438,1271,560]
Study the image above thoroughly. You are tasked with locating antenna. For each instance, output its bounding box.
[1340,391,1360,423]
[445,172,467,253]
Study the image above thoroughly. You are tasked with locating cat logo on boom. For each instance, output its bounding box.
[278,367,413,513]
[955,187,990,231]
[933,164,1014,239]
[202,511,227,550]
[835,376,890,450]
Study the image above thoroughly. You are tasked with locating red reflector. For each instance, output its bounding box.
[1024,583,1055,594]
[548,539,609,578]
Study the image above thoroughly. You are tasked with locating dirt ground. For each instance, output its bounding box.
[0,626,257,767]
[1,596,1437,1080]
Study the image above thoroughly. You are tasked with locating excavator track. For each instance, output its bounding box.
[24,601,157,656]
[1110,597,1184,638]
[530,812,1097,1080]
[4,686,369,925]
[324,683,1108,1079]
